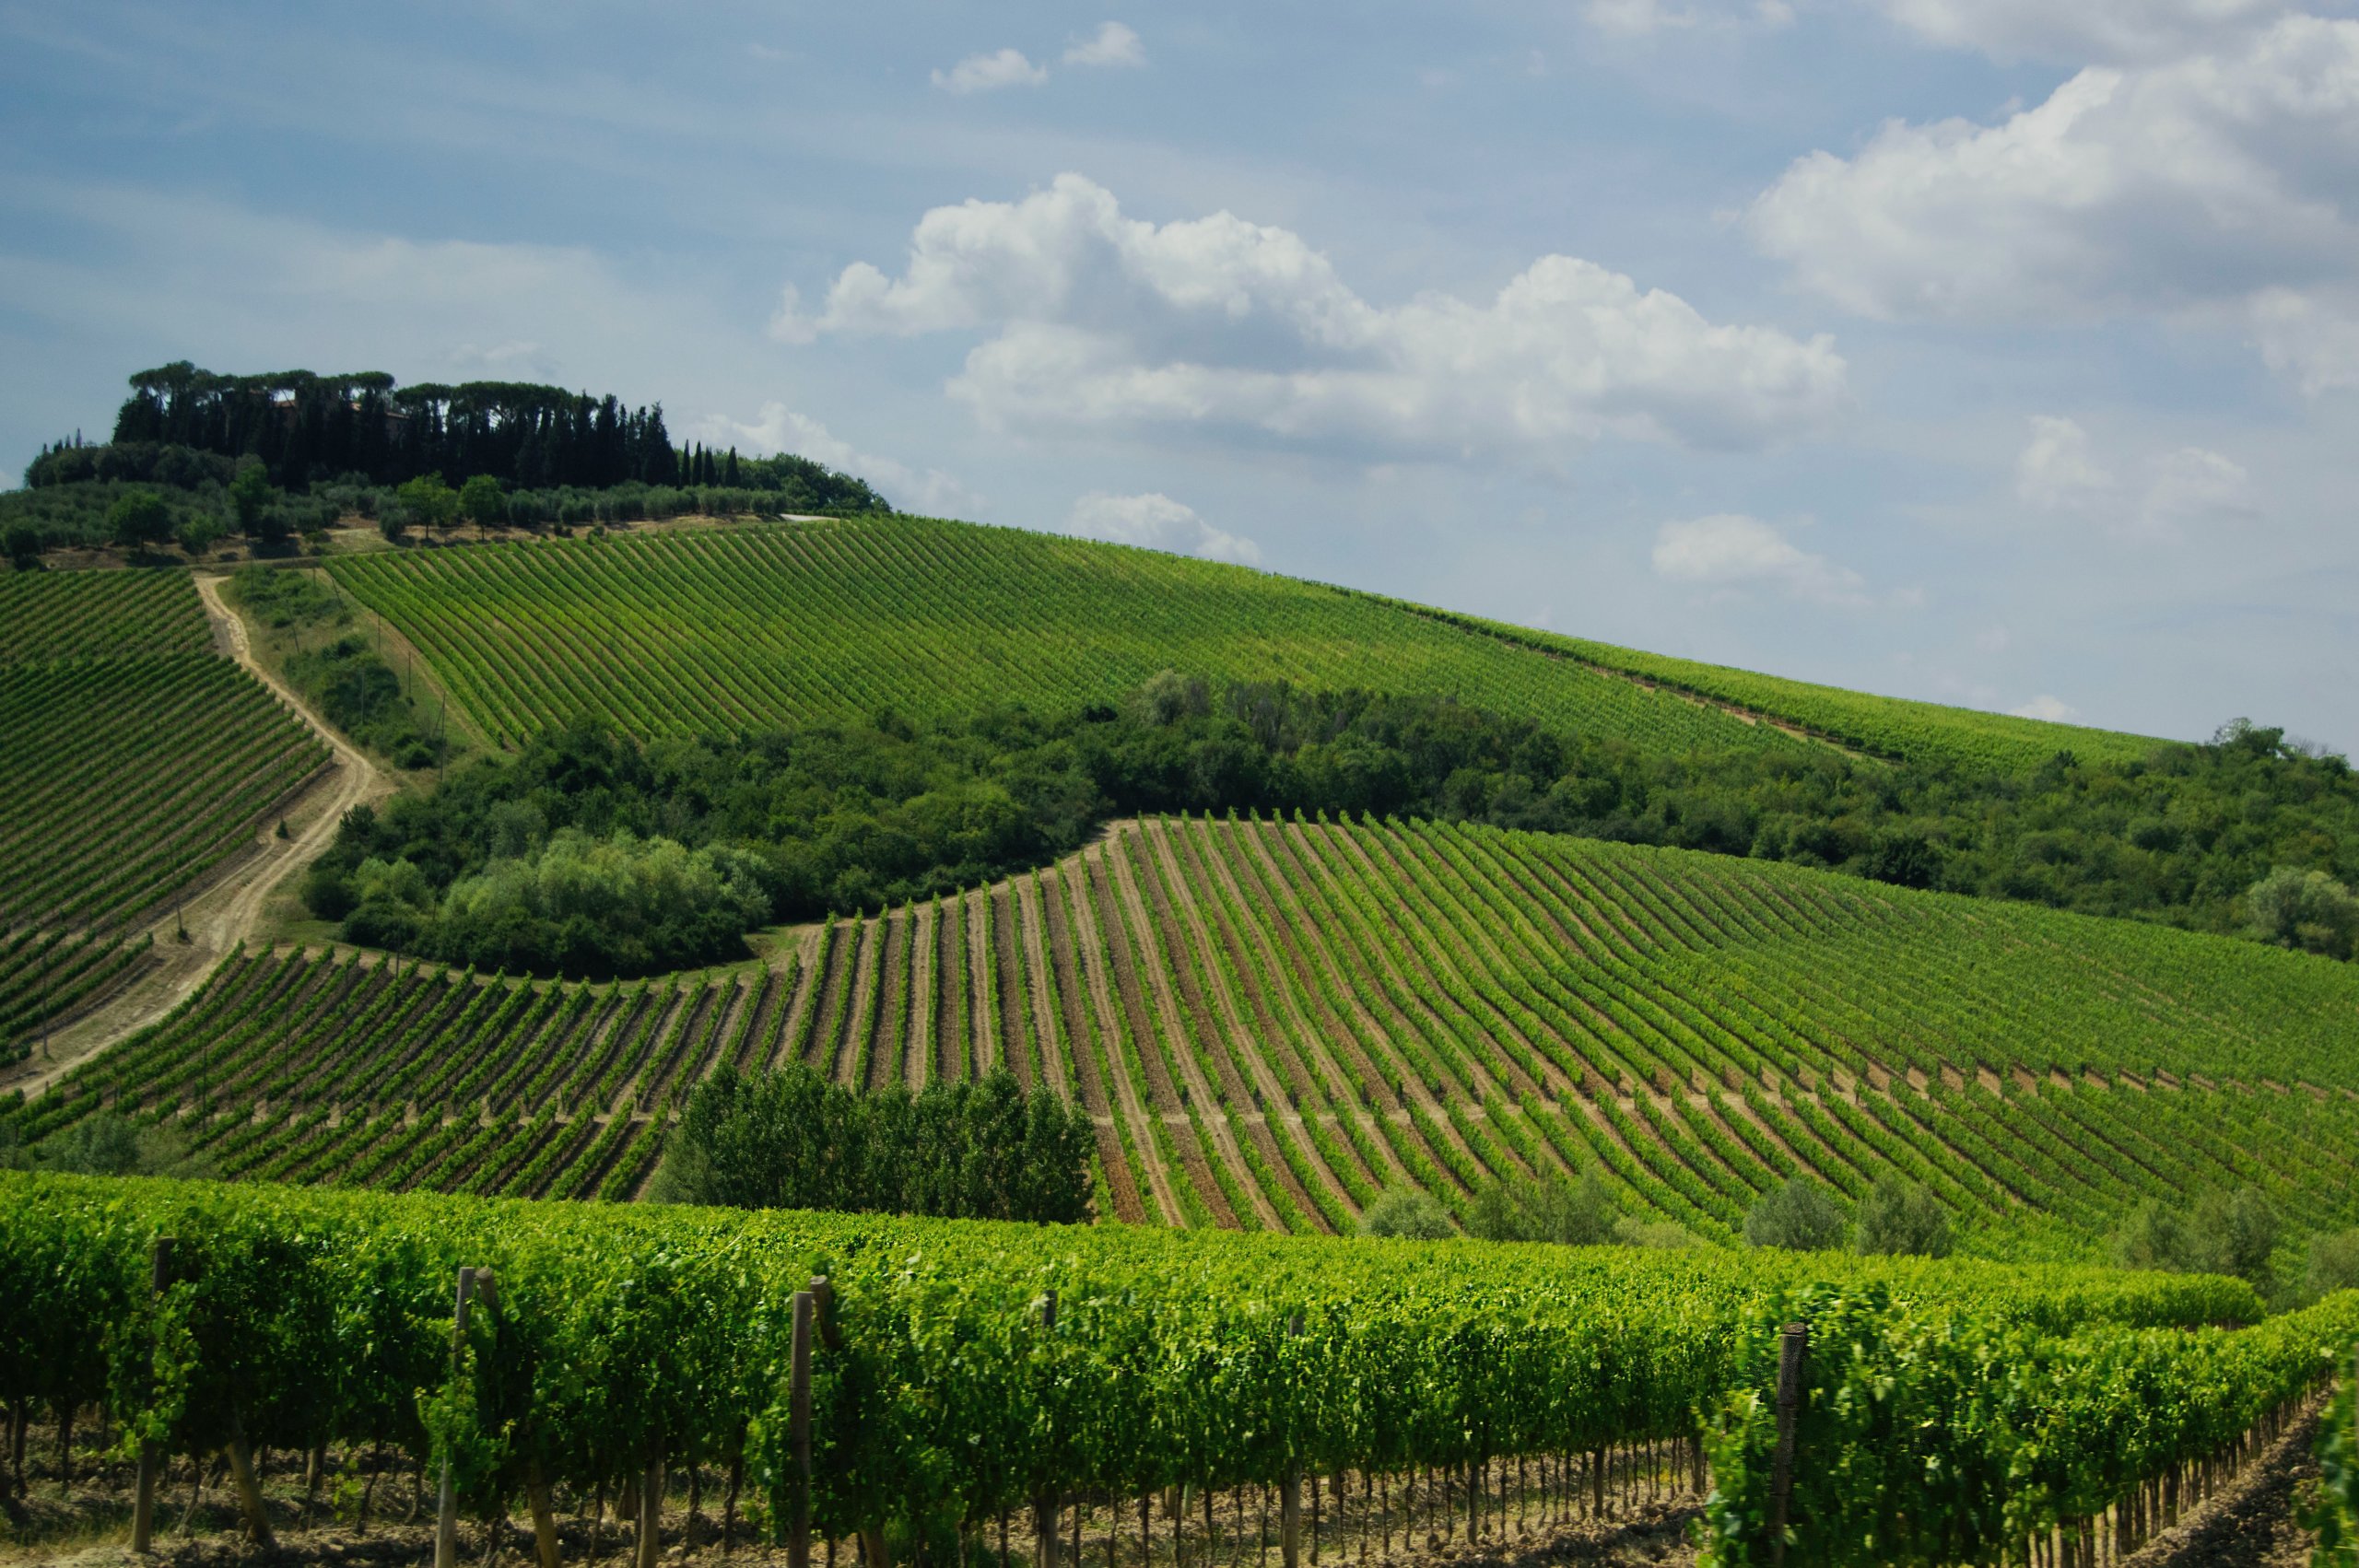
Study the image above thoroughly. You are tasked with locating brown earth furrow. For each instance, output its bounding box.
[832,919,884,1087]
[965,887,995,1077]
[1034,868,1147,1224]
[873,911,909,1091]
[1137,819,1348,1228]
[905,901,935,1090]
[989,886,1033,1089]
[1175,818,1404,1192]
[1084,845,1237,1227]
[1012,875,1067,1098]
[1057,864,1184,1225]
[935,895,967,1083]
[1104,829,1285,1229]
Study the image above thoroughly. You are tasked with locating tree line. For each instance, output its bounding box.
[299,670,2359,978]
[649,1061,1097,1223]
[20,361,889,509]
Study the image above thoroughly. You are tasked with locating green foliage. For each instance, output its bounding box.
[1700,1281,2359,1567]
[6,521,41,565]
[2313,1232,2359,1301]
[281,635,438,765]
[228,461,276,536]
[176,512,228,557]
[1744,1177,1848,1252]
[2110,1188,2279,1287]
[1852,1178,1953,1258]
[227,563,346,629]
[650,1062,1094,1223]
[1464,1168,1620,1245]
[1356,1188,1456,1239]
[457,473,505,530]
[430,828,772,977]
[28,1112,217,1178]
[2248,865,2358,960]
[395,472,459,537]
[326,520,2359,964]
[2311,1363,2359,1566]
[107,487,172,550]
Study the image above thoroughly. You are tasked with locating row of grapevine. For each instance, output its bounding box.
[325,517,1805,756]
[0,926,155,1062]
[1703,1281,2359,1565]
[0,567,213,662]
[0,653,330,930]
[1386,600,2160,774]
[16,818,2359,1244]
[0,1171,2272,1562]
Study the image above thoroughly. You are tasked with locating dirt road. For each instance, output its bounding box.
[0,574,392,1100]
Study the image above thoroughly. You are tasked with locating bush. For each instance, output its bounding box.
[5,521,41,565]
[1852,1177,1954,1258]
[1357,1188,1456,1240]
[300,863,358,921]
[32,1112,217,1178]
[1743,1176,1848,1251]
[177,513,228,557]
[649,1062,1093,1223]
[2307,1230,2359,1299]
[107,488,172,550]
[1612,1216,1703,1248]
[1464,1168,1619,1245]
[2111,1188,2278,1286]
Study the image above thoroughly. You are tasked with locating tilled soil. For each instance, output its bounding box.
[2123,1403,2323,1568]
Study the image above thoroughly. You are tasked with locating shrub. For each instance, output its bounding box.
[1358,1188,1456,1240]
[1852,1177,1954,1258]
[1743,1176,1848,1251]
[107,488,172,550]
[1464,1168,1619,1245]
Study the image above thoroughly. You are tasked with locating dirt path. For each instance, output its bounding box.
[2123,1402,2324,1568]
[1,575,392,1100]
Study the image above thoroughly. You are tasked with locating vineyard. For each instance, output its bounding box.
[20,816,2359,1245]
[0,571,329,1059]
[322,517,2140,767]
[0,1171,2349,1568]
[1397,603,2161,774]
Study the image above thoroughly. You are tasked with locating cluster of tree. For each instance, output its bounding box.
[301,673,2359,977]
[26,363,889,509]
[647,1062,1096,1223]
[1738,1175,1956,1258]
[4,444,344,561]
[1358,1168,1704,1249]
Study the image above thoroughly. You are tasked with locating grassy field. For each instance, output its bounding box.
[324,515,2159,770]
[23,815,2357,1251]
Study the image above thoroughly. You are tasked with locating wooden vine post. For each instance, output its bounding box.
[1035,1290,1060,1568]
[131,1236,173,1554]
[1281,1313,1303,1568]
[1767,1323,1807,1568]
[789,1286,815,1568]
[433,1267,476,1568]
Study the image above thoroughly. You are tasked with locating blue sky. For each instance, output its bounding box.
[5,0,2356,751]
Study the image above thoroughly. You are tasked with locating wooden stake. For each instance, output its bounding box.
[132,1236,173,1554]
[1036,1292,1060,1568]
[1767,1323,1807,1568]
[1281,1314,1303,1568]
[434,1267,476,1568]
[791,1290,815,1568]
[226,1415,274,1546]
[639,1459,665,1568]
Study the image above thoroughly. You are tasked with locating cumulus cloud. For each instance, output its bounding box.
[1650,513,1871,604]
[2015,415,2116,511]
[782,174,1847,461]
[1065,491,1260,563]
[2015,415,2253,533]
[1748,16,2359,392]
[1868,0,2293,63]
[2012,694,2082,721]
[931,48,1049,94]
[1063,21,1145,67]
[693,403,980,517]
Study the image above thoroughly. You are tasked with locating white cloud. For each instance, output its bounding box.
[1748,16,2359,392]
[2015,415,2254,533]
[1582,0,1794,33]
[2142,445,2254,525]
[2012,694,2082,721]
[1066,491,1260,563]
[1062,22,1145,68]
[2015,415,2116,511]
[694,402,980,517]
[784,174,1847,460]
[1869,0,2293,64]
[1650,513,1871,604]
[931,48,1049,94]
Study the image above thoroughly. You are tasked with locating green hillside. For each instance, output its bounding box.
[329,514,2069,763]
[26,815,2359,1256]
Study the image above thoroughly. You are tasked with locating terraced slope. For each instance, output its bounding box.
[0,571,330,1058]
[26,817,2358,1246]
[324,516,2154,768]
